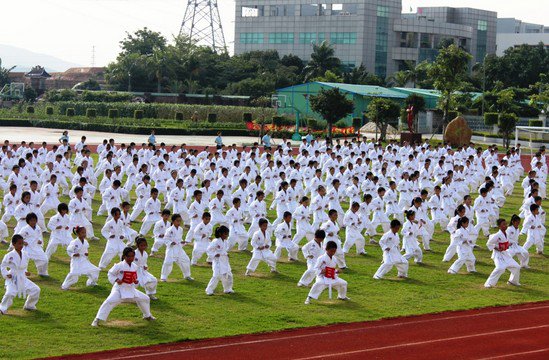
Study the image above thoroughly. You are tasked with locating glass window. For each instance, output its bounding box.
[377,5,389,18]
[331,3,357,15]
[330,32,357,44]
[477,20,488,31]
[269,33,294,44]
[241,5,264,17]
[420,33,433,48]
[240,33,264,44]
[299,33,325,44]
[270,5,295,16]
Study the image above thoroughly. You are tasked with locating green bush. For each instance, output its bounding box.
[108,109,119,119]
[484,112,498,125]
[81,91,133,103]
[175,112,184,121]
[54,101,274,123]
[306,118,326,130]
[272,116,284,127]
[243,113,253,122]
[86,109,97,118]
[66,108,75,117]
[134,110,144,120]
[207,113,217,123]
[46,106,54,115]
[335,119,349,128]
[529,119,543,127]
[26,106,35,114]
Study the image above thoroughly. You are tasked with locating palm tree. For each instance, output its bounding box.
[302,41,341,82]
[0,58,16,87]
[389,70,411,87]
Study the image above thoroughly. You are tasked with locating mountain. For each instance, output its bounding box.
[0,44,82,73]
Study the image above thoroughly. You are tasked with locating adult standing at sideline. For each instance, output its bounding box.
[148,130,156,146]
[261,132,272,151]
[215,132,223,150]
[305,130,314,145]
[59,131,69,144]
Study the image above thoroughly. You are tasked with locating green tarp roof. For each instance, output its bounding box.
[315,82,407,99]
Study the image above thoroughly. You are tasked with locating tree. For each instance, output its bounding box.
[498,113,518,149]
[74,79,101,91]
[24,86,37,103]
[389,70,411,87]
[312,70,343,83]
[428,44,472,130]
[367,98,401,141]
[0,58,15,88]
[309,87,354,140]
[302,41,341,82]
[119,27,167,56]
[342,64,385,86]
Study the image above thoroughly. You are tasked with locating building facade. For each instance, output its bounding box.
[234,1,497,78]
[496,18,549,56]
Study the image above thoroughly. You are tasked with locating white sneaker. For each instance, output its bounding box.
[304,297,311,305]
[245,270,251,276]
[91,318,100,327]
[149,295,158,300]
[337,296,351,301]
[185,276,194,281]
[297,282,306,287]
[144,315,156,321]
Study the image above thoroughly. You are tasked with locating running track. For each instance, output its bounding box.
[54,301,549,360]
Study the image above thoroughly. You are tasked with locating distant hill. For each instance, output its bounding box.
[0,44,81,72]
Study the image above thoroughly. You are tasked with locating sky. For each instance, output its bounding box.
[0,0,548,67]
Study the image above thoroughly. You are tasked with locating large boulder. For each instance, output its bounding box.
[444,116,472,146]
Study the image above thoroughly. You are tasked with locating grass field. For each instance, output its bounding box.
[0,160,547,359]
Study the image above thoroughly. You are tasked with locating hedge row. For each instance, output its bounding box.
[44,102,277,122]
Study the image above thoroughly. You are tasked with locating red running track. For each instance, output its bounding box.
[54,301,549,360]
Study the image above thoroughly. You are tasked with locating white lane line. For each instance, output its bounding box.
[293,325,549,360]
[105,304,549,360]
[476,348,549,360]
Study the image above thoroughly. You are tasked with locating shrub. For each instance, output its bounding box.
[272,116,284,127]
[447,111,458,120]
[46,106,54,115]
[86,109,97,118]
[498,113,518,149]
[484,112,498,125]
[243,113,253,123]
[175,112,184,121]
[207,113,217,123]
[335,119,348,128]
[134,110,144,120]
[108,109,119,119]
[529,119,543,127]
[306,118,326,130]
[26,106,35,114]
[66,108,75,117]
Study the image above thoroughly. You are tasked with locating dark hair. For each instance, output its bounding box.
[122,247,135,261]
[457,216,469,229]
[258,218,268,226]
[328,209,338,217]
[390,219,401,229]
[315,229,326,239]
[161,209,171,216]
[171,214,182,222]
[496,218,506,226]
[26,212,38,223]
[73,226,86,235]
[455,204,466,216]
[325,240,337,250]
[283,211,292,218]
[530,204,539,212]
[58,203,69,212]
[405,210,415,220]
[215,225,230,238]
[135,237,147,246]
[202,211,211,219]
[11,234,23,245]
[110,207,121,216]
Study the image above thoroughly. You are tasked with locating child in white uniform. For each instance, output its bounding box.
[274,211,299,261]
[321,209,347,269]
[298,229,325,287]
[448,217,476,274]
[246,219,277,276]
[205,226,234,295]
[98,207,128,270]
[45,203,72,259]
[373,220,409,279]
[92,247,155,327]
[191,212,213,265]
[160,214,193,281]
[304,240,349,305]
[134,237,158,300]
[292,196,314,246]
[1,234,41,314]
[507,215,530,268]
[150,209,171,255]
[20,213,49,276]
[521,204,545,254]
[401,210,423,264]
[342,202,367,255]
[484,219,521,288]
[61,226,100,290]
[139,188,161,236]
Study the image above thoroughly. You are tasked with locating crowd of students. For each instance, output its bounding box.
[0,135,546,325]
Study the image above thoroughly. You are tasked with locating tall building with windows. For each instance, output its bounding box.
[234,1,497,78]
[496,18,549,56]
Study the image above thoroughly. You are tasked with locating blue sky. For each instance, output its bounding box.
[0,0,547,67]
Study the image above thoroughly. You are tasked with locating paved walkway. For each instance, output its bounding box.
[1,127,265,146]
